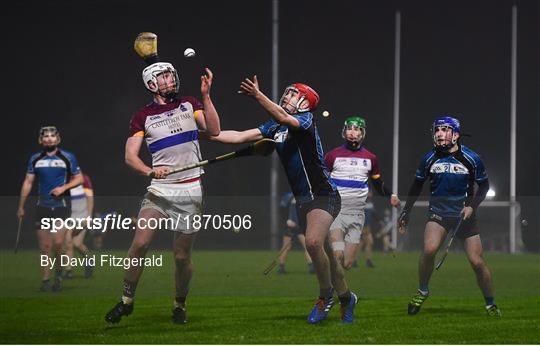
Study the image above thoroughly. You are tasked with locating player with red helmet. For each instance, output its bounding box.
[211,76,358,324]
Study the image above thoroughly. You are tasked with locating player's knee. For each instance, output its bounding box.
[343,259,354,270]
[468,256,485,270]
[40,245,52,254]
[174,254,192,268]
[53,239,64,250]
[131,239,151,254]
[333,251,344,264]
[423,245,438,257]
[305,238,322,253]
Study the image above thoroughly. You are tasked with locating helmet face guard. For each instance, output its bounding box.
[342,117,366,150]
[279,83,319,114]
[432,116,460,150]
[38,126,61,148]
[142,62,180,100]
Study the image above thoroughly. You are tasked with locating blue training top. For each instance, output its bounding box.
[258,112,336,204]
[415,145,488,217]
[27,149,81,208]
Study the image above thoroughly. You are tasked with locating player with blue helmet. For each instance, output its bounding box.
[398,115,501,317]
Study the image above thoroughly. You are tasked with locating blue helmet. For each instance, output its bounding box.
[432,116,460,133]
[432,115,461,149]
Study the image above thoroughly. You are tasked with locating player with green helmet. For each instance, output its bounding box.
[341,116,366,150]
[325,115,400,267]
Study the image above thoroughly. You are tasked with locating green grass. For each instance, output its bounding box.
[1,250,539,344]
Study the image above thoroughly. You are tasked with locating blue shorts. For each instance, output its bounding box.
[428,213,479,239]
[296,191,341,233]
[34,205,71,229]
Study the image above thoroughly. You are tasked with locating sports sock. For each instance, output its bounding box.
[484,296,494,306]
[338,291,351,306]
[122,279,138,300]
[121,296,133,305]
[55,268,63,279]
[319,287,333,299]
[174,296,186,308]
[418,283,429,295]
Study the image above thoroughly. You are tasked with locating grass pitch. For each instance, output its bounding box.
[0,250,539,344]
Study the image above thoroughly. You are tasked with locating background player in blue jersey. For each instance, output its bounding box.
[398,116,501,317]
[17,126,84,292]
[276,192,314,274]
[211,76,357,324]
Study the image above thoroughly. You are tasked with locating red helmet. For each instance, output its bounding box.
[280,83,320,113]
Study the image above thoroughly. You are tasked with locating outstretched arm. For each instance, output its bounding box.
[196,68,220,136]
[208,128,263,144]
[238,76,300,128]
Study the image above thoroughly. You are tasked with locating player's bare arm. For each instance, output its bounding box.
[209,128,263,144]
[196,68,220,136]
[125,136,169,178]
[50,173,84,197]
[17,173,35,218]
[238,76,300,128]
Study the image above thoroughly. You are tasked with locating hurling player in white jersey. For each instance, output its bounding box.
[105,62,220,325]
[325,117,400,270]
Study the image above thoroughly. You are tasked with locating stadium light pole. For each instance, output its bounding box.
[509,5,517,253]
[391,10,402,250]
[270,0,280,250]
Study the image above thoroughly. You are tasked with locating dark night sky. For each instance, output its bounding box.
[3,0,538,200]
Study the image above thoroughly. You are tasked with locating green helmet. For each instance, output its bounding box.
[342,117,366,149]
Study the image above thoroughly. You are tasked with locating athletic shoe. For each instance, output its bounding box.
[307,296,335,324]
[366,259,375,268]
[277,265,287,274]
[172,307,187,324]
[105,301,134,323]
[63,270,74,279]
[52,277,63,292]
[84,265,93,279]
[486,304,502,317]
[39,280,51,292]
[408,290,429,315]
[340,292,358,323]
[307,263,315,274]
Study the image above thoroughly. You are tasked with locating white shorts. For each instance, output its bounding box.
[330,210,365,244]
[71,198,89,219]
[140,180,203,234]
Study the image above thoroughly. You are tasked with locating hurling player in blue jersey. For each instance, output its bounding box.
[398,116,501,317]
[211,76,357,324]
[17,126,84,292]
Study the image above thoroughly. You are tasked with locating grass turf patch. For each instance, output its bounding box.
[1,250,538,344]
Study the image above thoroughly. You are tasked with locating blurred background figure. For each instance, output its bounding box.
[277,192,314,274]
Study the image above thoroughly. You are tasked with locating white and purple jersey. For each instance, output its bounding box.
[27,149,81,208]
[129,96,204,184]
[325,145,380,213]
